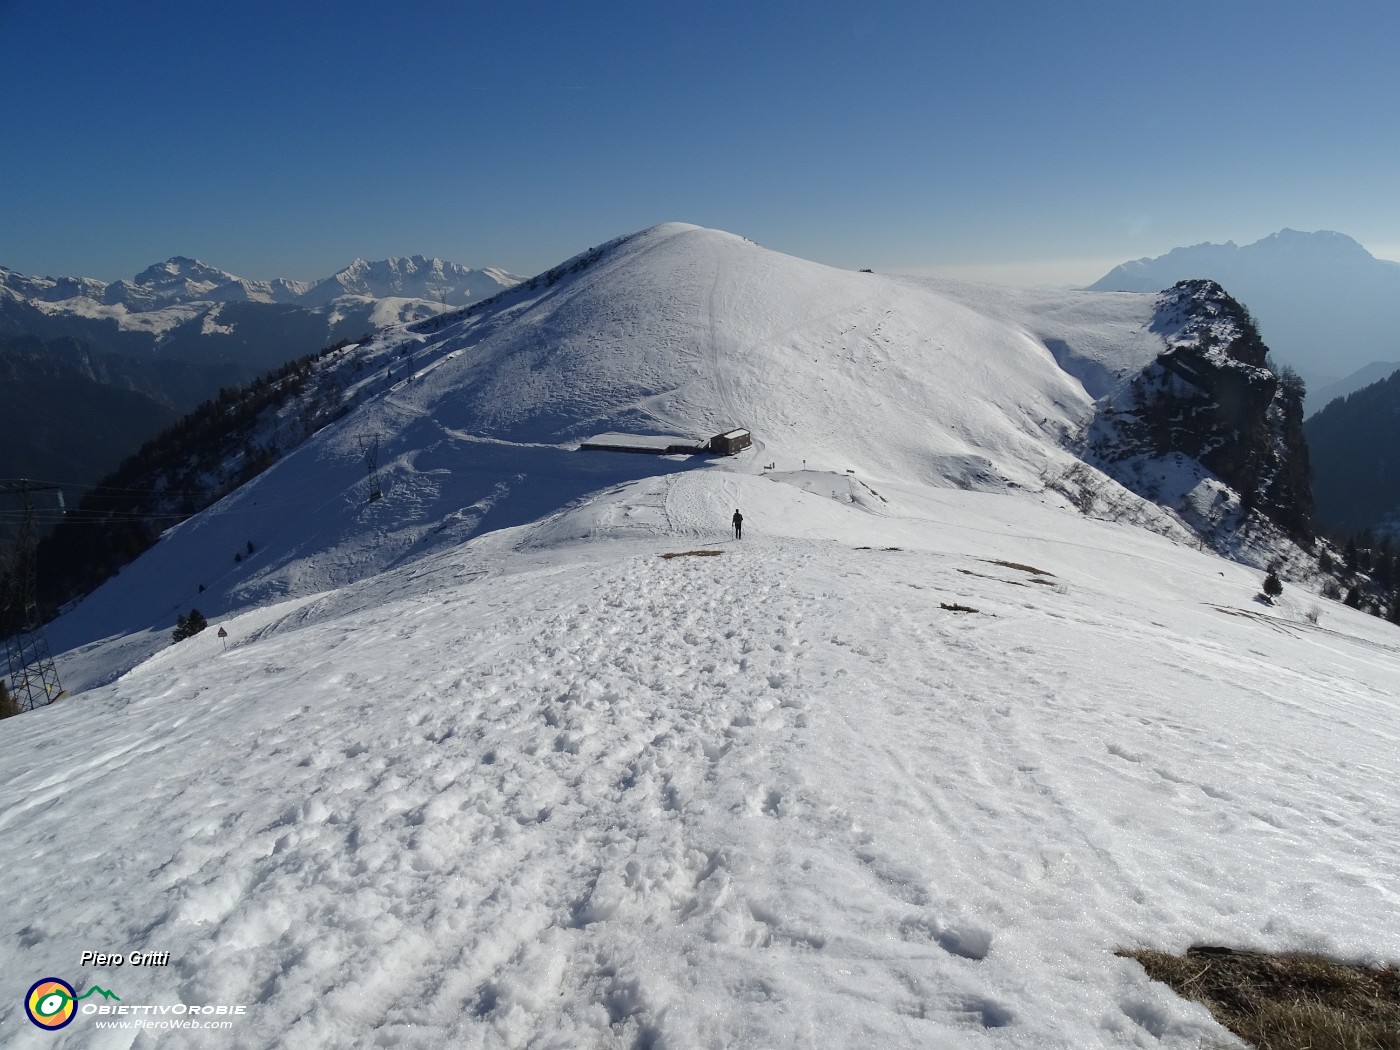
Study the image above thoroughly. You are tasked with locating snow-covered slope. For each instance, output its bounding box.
[7,477,1400,1048]
[6,223,1397,1048]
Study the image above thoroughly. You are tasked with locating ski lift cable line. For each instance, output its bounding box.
[0,476,207,498]
[0,481,346,517]
[0,473,313,500]
[0,511,192,524]
[117,487,333,513]
[0,505,309,522]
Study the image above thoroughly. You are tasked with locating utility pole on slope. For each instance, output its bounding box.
[358,434,383,503]
[0,480,66,712]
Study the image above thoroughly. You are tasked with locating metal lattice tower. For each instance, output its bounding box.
[2,480,65,712]
[358,434,383,503]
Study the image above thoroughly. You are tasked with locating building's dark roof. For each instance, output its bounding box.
[580,432,703,455]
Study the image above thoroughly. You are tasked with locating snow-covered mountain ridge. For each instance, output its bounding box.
[302,256,521,308]
[43,223,1324,665]
[7,223,1396,1048]
[39,226,1109,643]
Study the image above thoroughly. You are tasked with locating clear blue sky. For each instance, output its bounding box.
[3,0,1398,286]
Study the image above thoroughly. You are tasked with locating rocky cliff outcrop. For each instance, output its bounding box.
[1087,279,1313,545]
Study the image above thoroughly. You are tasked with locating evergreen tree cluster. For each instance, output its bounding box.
[171,608,208,643]
[1317,531,1400,625]
[1304,367,1400,536]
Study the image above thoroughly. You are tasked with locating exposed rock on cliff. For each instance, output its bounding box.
[1087,279,1312,546]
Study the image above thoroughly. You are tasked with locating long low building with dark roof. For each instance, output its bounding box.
[579,429,751,456]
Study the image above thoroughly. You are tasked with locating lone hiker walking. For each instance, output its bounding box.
[732,509,743,540]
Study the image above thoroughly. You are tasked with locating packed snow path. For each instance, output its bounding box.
[5,511,1399,1047]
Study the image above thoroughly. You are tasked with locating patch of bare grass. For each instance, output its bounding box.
[939,602,979,614]
[658,549,724,560]
[985,559,1055,577]
[1120,946,1400,1050]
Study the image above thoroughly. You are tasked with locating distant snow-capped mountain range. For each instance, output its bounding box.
[0,253,524,385]
[1,254,523,313]
[0,255,526,490]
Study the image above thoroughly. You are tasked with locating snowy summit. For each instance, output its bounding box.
[3,223,1398,1048]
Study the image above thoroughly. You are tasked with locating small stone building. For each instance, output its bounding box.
[708,429,752,456]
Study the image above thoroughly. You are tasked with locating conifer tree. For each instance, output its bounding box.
[1375,553,1394,589]
[0,679,18,719]
[172,608,209,643]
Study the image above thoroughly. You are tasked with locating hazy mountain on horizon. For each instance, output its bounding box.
[1310,360,1400,414]
[1089,229,1400,411]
